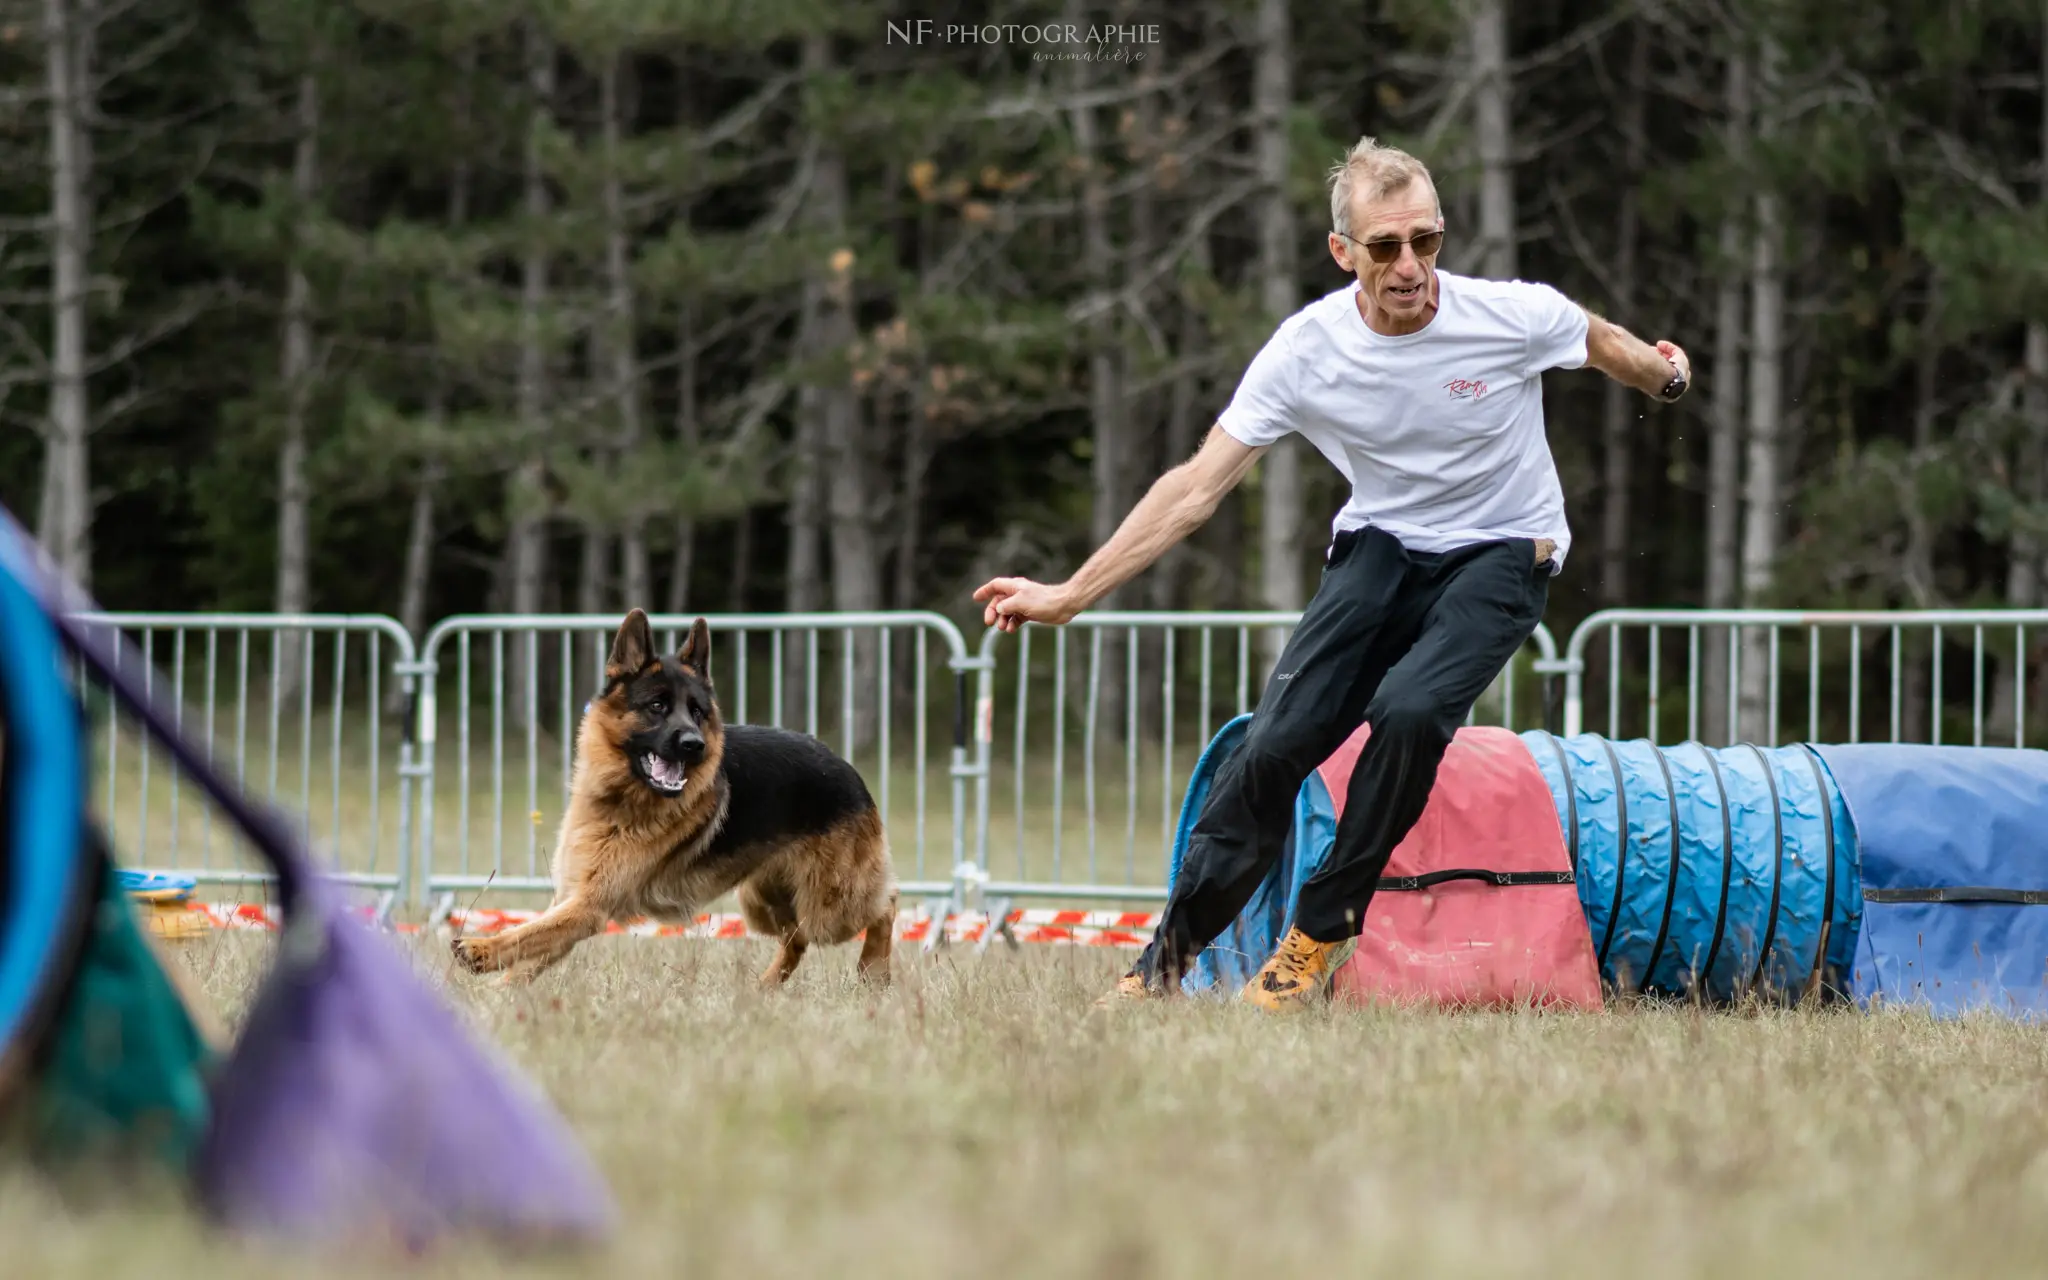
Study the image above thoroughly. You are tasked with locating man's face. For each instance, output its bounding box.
[1333,178,1443,324]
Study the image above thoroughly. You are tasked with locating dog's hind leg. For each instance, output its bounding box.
[452,898,606,979]
[857,887,898,987]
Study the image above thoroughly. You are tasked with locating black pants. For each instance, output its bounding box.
[1136,526,1551,986]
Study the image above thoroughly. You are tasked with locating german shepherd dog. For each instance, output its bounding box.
[450,610,898,987]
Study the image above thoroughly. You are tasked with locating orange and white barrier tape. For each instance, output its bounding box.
[152,900,1161,948]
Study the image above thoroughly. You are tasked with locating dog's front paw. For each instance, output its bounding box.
[451,935,501,974]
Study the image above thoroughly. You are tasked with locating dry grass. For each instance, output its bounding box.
[7,932,2048,1279]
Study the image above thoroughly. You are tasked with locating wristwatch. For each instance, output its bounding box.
[1657,363,1688,402]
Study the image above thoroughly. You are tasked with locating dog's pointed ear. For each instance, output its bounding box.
[678,616,712,679]
[607,609,654,681]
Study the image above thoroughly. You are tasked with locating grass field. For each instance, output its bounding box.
[7,932,2048,1279]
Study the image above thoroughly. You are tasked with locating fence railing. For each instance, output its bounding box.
[71,606,2048,913]
[409,612,982,911]
[71,612,422,907]
[1562,609,2048,748]
[965,613,1561,904]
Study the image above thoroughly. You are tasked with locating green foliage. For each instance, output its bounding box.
[2,0,2043,636]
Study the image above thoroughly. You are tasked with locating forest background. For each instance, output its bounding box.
[5,0,2046,743]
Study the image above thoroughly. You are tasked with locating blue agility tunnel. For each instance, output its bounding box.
[1168,715,1290,995]
[1171,716,2048,1016]
[1521,733,1861,1002]
[1817,744,2048,1017]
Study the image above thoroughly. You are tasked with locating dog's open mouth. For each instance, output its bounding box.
[641,753,686,794]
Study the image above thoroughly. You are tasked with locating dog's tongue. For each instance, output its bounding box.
[644,754,684,789]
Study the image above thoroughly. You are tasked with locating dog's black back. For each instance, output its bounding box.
[704,724,877,857]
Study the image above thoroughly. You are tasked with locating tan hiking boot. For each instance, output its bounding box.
[1094,970,1168,1007]
[1240,927,1355,1011]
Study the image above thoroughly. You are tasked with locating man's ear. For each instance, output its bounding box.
[607,609,654,682]
[677,616,712,681]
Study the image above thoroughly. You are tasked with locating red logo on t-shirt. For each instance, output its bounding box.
[1445,378,1489,401]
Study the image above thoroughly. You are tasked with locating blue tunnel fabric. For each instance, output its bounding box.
[0,540,90,1081]
[1813,743,2048,1017]
[1168,714,1344,995]
[1519,733,1860,1000]
[1168,715,1263,993]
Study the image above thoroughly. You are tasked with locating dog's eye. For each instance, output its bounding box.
[647,697,669,716]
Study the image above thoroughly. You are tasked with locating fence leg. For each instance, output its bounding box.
[1535,655,1579,737]
[919,896,953,953]
[975,895,1019,955]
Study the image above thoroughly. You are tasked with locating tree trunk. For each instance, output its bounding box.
[577,520,610,691]
[1151,236,1209,617]
[1598,22,1646,609]
[397,464,439,639]
[2018,322,2048,742]
[601,56,650,614]
[506,23,554,729]
[1991,14,2048,746]
[1068,20,1127,735]
[1472,0,1516,279]
[389,64,474,716]
[782,387,824,729]
[2033,1,2048,640]
[1899,278,1944,741]
[1254,0,1303,680]
[781,33,834,730]
[888,377,929,729]
[1736,38,1783,743]
[396,152,470,660]
[892,393,927,614]
[808,34,881,751]
[1701,48,1749,745]
[731,505,753,612]
[41,0,92,589]
[1206,489,1246,610]
[274,71,319,706]
[664,299,699,615]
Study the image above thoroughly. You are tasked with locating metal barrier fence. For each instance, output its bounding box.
[76,606,2048,914]
[72,613,422,907]
[965,613,1562,905]
[410,612,982,911]
[1562,609,2048,748]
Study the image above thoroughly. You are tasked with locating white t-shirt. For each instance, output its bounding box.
[1217,270,1589,571]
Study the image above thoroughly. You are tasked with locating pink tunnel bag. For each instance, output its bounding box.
[1317,724,1603,1011]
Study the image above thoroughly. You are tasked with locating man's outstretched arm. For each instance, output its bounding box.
[974,426,1265,632]
[1582,308,1691,402]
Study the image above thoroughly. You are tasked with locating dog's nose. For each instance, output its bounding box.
[675,732,706,763]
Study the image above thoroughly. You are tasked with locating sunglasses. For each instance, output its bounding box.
[1341,229,1444,264]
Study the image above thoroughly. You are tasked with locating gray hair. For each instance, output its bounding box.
[1327,136,1439,235]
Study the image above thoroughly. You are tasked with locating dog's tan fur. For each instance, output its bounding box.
[451,621,896,988]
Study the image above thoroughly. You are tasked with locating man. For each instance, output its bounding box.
[973,137,1691,1011]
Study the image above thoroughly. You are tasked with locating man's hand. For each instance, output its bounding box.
[974,577,1078,633]
[1654,339,1691,398]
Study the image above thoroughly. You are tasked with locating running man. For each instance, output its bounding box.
[973,137,1691,1010]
